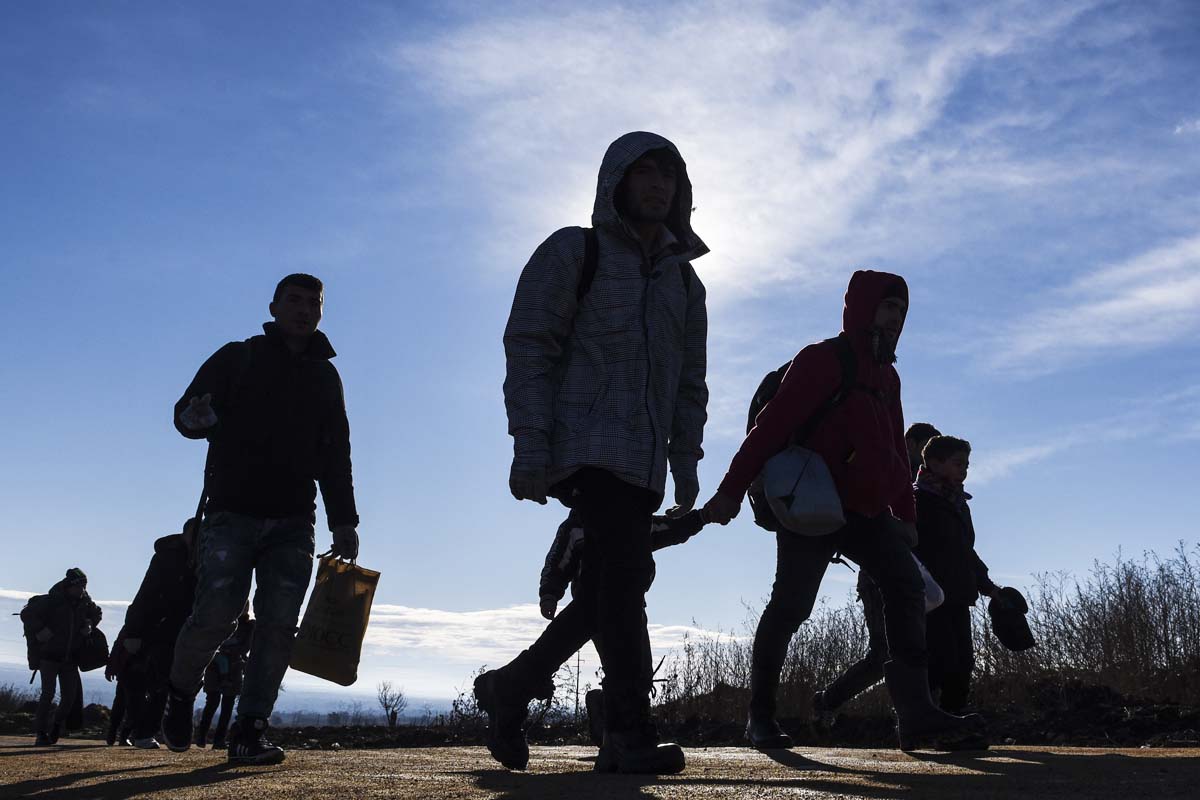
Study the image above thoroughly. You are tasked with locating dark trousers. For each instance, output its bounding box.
[926,603,974,712]
[123,644,173,740]
[751,512,926,715]
[107,679,135,741]
[197,691,237,743]
[820,571,889,709]
[34,660,81,736]
[533,467,659,731]
[506,593,655,701]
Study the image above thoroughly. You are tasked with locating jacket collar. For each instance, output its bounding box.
[262,322,337,360]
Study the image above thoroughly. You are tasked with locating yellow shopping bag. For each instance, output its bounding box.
[290,555,380,686]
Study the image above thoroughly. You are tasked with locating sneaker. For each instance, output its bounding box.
[160,686,196,753]
[227,717,285,765]
[133,737,161,750]
[473,669,530,771]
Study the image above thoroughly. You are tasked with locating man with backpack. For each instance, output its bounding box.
[703,270,987,751]
[161,273,360,765]
[500,131,709,774]
[21,568,102,745]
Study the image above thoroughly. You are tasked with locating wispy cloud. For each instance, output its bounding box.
[986,234,1200,376]
[389,0,1092,300]
[1176,119,1200,135]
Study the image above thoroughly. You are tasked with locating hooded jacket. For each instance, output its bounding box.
[174,322,358,529]
[121,533,197,646]
[718,270,916,523]
[21,581,103,663]
[503,132,710,498]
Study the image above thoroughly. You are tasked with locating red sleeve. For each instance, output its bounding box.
[888,372,917,523]
[718,343,840,499]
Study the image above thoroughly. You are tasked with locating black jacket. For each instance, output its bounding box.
[122,534,197,645]
[912,488,997,606]
[175,322,358,529]
[20,581,103,662]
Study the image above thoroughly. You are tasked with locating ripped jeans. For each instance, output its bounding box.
[170,511,314,719]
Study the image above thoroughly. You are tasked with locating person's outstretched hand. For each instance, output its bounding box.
[539,596,558,621]
[702,490,742,525]
[180,393,219,431]
[509,464,548,504]
[331,525,359,560]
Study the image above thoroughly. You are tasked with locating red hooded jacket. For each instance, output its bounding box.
[717,270,915,523]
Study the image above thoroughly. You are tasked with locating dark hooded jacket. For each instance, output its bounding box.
[20,581,103,662]
[121,533,197,646]
[912,482,997,606]
[503,131,710,498]
[718,270,915,523]
[175,322,358,529]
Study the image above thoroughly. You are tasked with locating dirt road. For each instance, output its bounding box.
[2,736,1197,799]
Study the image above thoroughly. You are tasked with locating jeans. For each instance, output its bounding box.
[926,603,974,712]
[171,511,315,719]
[34,660,81,736]
[751,512,925,716]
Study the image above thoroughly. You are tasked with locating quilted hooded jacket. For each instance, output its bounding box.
[503,132,710,498]
[718,270,916,523]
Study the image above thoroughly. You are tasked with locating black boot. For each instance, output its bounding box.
[33,731,52,746]
[816,655,885,717]
[473,669,531,771]
[160,685,196,753]
[746,667,793,749]
[595,722,685,775]
[584,689,606,748]
[884,661,988,752]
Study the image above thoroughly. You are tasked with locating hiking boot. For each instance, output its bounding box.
[473,669,530,771]
[585,689,606,747]
[595,723,685,775]
[227,717,285,765]
[160,685,196,753]
[746,714,794,749]
[884,661,988,751]
[133,737,161,750]
[746,666,792,749]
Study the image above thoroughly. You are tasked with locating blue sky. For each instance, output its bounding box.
[1,0,1198,703]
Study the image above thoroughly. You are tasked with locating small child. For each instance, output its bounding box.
[912,435,1003,713]
[475,509,706,769]
[194,609,254,749]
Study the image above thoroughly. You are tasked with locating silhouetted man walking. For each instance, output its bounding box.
[162,274,359,765]
[499,132,709,774]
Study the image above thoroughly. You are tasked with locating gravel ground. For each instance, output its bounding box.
[2,736,1198,799]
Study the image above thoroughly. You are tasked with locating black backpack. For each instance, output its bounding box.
[745,335,858,533]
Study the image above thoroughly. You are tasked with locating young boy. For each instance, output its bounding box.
[476,509,707,771]
[912,435,1002,712]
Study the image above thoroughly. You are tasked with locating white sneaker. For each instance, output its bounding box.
[133,737,161,749]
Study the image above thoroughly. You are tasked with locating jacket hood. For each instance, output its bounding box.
[591,131,708,258]
[842,269,909,340]
[262,322,336,360]
[47,580,87,602]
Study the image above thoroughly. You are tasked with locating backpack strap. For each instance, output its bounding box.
[791,333,858,446]
[576,227,599,302]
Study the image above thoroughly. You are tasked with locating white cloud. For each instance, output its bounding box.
[986,234,1200,375]
[1175,119,1200,135]
[389,0,1092,301]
